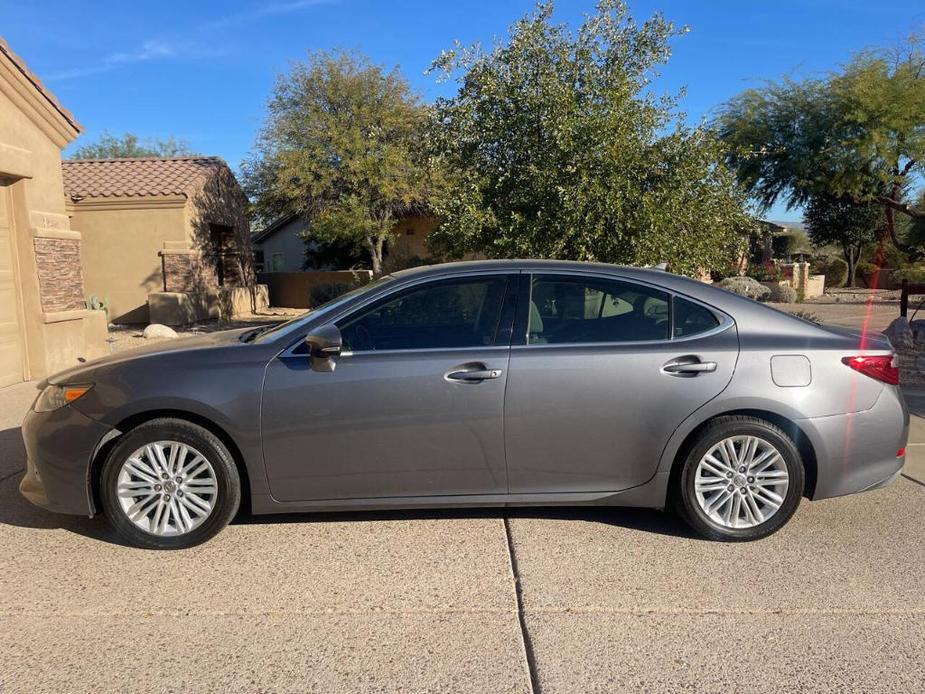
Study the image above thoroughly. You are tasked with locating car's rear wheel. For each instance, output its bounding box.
[675,416,804,541]
[100,419,240,549]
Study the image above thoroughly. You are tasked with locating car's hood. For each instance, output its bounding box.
[47,327,256,384]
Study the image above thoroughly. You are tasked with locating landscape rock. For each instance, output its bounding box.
[884,316,914,350]
[142,323,179,340]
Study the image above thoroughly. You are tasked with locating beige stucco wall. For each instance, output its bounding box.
[0,45,107,382]
[390,215,437,259]
[70,198,189,323]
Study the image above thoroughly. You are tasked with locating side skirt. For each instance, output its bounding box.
[248,474,667,516]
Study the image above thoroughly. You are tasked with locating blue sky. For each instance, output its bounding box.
[5,0,925,221]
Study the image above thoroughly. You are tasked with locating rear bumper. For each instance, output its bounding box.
[19,404,115,516]
[801,386,909,500]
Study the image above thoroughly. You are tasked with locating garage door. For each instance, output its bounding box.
[0,185,26,387]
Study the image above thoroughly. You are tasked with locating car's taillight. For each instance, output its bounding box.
[841,355,899,385]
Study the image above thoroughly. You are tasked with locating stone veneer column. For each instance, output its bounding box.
[32,231,86,312]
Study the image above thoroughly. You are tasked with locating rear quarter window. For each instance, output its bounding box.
[673,296,720,338]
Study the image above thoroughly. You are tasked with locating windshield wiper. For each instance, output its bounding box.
[239,325,273,343]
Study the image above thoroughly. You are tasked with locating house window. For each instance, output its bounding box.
[271,253,285,272]
[254,250,265,273]
[209,223,235,287]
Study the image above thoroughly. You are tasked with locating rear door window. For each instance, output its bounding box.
[527,275,670,344]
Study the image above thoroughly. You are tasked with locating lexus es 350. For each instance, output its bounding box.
[20,260,908,549]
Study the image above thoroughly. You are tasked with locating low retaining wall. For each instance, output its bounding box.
[257,270,373,309]
[148,285,269,326]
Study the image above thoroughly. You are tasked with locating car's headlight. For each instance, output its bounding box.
[33,384,93,412]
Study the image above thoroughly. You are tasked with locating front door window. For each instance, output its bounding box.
[338,276,510,351]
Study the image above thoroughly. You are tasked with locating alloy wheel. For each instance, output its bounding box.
[116,441,218,537]
[693,435,789,529]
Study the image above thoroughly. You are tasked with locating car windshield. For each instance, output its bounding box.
[250,274,396,343]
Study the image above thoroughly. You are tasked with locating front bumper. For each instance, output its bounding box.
[802,386,909,500]
[19,404,115,516]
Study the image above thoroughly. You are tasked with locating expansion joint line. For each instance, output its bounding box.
[502,515,540,694]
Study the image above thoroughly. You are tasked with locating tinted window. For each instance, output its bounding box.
[339,276,508,351]
[673,296,720,338]
[528,275,669,344]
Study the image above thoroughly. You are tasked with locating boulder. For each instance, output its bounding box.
[884,316,914,350]
[142,323,179,340]
[910,319,925,349]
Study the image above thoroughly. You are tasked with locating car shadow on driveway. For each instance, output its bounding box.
[0,423,696,545]
[231,504,698,540]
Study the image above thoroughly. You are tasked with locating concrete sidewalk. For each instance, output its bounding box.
[1,381,923,692]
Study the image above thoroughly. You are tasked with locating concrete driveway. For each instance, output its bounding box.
[1,380,924,693]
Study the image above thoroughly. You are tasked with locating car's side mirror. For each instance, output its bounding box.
[304,324,342,373]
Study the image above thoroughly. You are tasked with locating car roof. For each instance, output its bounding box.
[388,259,828,338]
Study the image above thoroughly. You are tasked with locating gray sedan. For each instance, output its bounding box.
[20,260,908,548]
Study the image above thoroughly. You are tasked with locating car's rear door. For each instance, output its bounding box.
[261,272,517,502]
[504,272,738,494]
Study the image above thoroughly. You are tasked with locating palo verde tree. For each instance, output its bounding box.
[716,33,925,257]
[426,0,754,275]
[803,194,880,286]
[70,131,195,159]
[243,50,436,275]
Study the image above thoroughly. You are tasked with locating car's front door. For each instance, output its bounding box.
[504,273,738,494]
[261,273,516,502]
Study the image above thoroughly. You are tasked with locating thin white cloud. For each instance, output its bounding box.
[107,38,178,65]
[47,38,198,81]
[206,0,334,29]
[47,1,334,82]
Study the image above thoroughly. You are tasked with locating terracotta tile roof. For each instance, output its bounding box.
[0,36,82,132]
[62,157,227,199]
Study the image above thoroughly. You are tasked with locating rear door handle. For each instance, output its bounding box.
[662,359,717,376]
[445,368,503,382]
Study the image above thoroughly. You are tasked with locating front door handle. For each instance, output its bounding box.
[662,358,717,376]
[445,367,503,382]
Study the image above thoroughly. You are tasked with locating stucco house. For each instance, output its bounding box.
[0,37,107,386]
[252,212,438,272]
[64,157,256,323]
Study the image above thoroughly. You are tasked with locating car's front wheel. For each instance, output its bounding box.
[675,416,805,541]
[99,419,240,549]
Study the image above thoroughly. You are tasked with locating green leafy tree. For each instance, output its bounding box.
[425,0,754,275]
[70,131,195,159]
[803,195,880,286]
[243,50,437,275]
[716,33,925,254]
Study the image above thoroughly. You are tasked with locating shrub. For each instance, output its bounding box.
[769,284,798,303]
[790,310,821,324]
[771,232,800,260]
[810,256,848,288]
[856,261,879,285]
[747,262,782,282]
[717,276,771,302]
[85,294,109,314]
[892,267,925,284]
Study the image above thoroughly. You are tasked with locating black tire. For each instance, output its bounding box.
[100,418,240,549]
[674,416,804,541]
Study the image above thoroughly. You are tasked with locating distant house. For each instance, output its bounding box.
[64,157,254,323]
[252,214,309,272]
[252,213,438,273]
